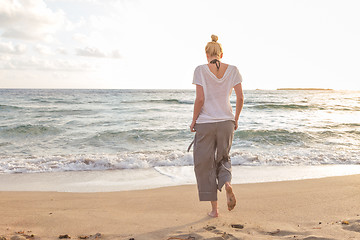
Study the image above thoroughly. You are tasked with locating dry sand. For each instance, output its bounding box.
[1,174,360,240]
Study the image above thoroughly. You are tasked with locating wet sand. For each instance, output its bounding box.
[1,174,360,239]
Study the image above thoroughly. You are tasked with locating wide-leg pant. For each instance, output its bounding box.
[193,120,235,201]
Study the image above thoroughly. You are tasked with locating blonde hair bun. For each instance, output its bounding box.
[205,34,223,57]
[211,34,218,42]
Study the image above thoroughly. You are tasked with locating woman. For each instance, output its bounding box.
[190,35,244,218]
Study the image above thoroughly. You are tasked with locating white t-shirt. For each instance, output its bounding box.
[192,64,242,124]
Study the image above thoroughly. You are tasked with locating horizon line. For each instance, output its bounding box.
[1,87,359,91]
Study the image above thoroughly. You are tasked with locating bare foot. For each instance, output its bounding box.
[207,210,219,218]
[225,183,236,211]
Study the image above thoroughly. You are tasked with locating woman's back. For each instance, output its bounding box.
[207,62,229,79]
[192,64,242,123]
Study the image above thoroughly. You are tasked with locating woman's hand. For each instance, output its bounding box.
[234,120,238,130]
[190,121,196,132]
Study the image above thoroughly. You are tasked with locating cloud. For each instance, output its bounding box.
[57,47,68,55]
[72,32,122,59]
[64,17,86,31]
[73,33,88,45]
[0,0,66,41]
[76,47,106,58]
[0,55,94,71]
[76,46,121,59]
[0,40,27,54]
[111,50,121,59]
[34,44,54,55]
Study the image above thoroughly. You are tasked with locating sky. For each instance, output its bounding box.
[0,0,359,90]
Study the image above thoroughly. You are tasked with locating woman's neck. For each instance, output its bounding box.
[207,57,221,64]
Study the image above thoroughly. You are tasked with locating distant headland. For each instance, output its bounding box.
[277,88,333,91]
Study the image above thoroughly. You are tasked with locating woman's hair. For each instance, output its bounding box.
[205,34,223,58]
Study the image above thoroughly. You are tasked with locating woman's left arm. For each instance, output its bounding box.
[190,85,204,132]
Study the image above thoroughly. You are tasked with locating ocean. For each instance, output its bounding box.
[0,88,359,173]
[0,89,359,191]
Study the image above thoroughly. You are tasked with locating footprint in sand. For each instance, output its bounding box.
[166,233,201,239]
[302,237,335,240]
[203,225,239,240]
[258,228,336,240]
[342,219,360,233]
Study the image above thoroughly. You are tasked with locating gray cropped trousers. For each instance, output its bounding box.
[193,120,235,201]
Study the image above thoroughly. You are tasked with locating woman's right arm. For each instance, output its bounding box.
[190,85,204,132]
[234,83,244,130]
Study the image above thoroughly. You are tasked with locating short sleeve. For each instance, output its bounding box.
[192,66,202,86]
[232,67,242,87]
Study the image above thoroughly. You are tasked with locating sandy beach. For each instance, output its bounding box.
[1,174,360,240]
